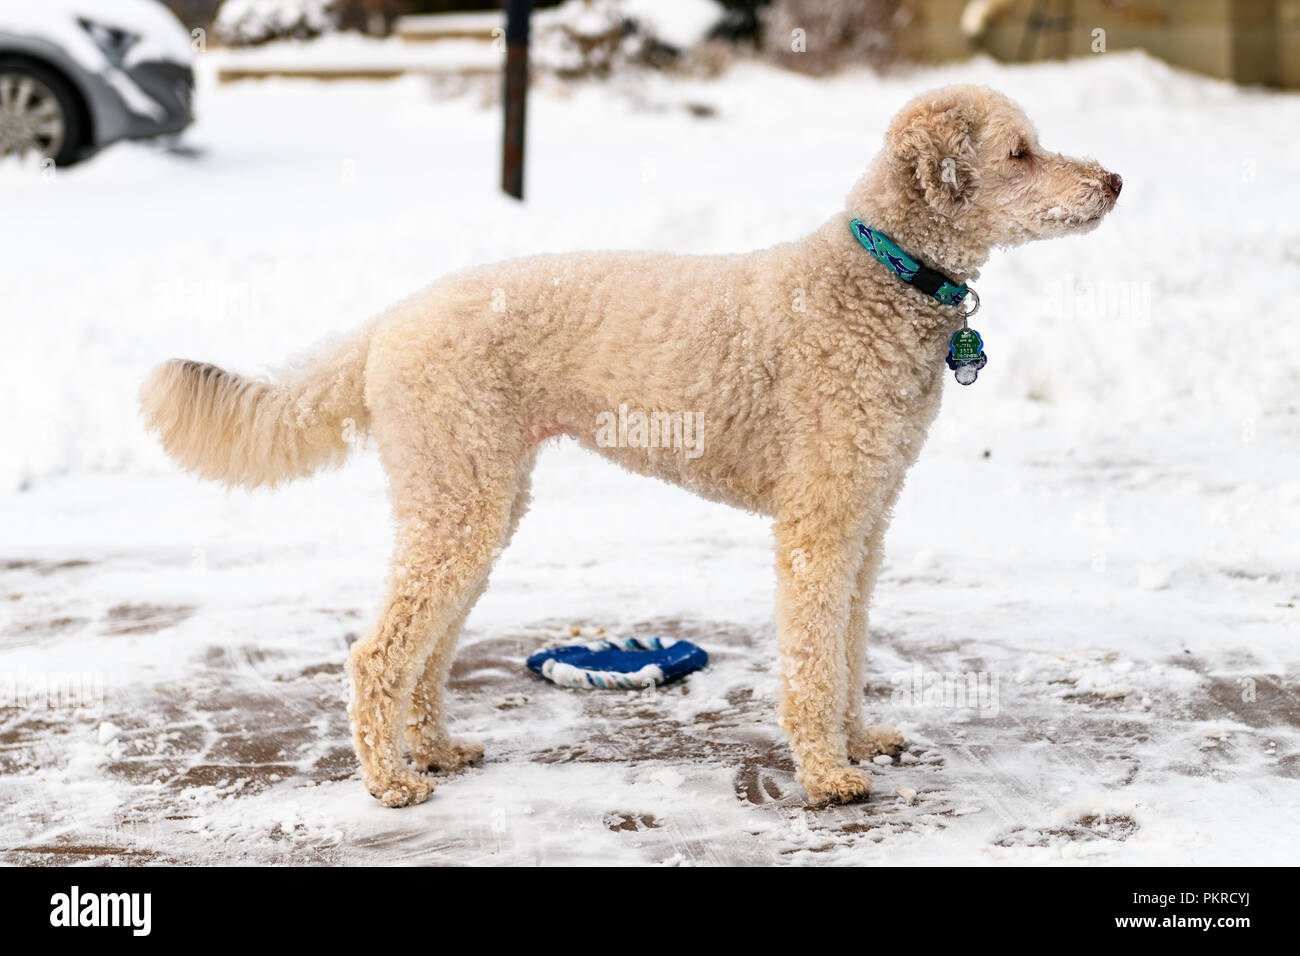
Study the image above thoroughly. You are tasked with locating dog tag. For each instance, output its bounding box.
[946,327,987,386]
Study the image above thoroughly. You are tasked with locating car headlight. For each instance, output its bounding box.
[78,19,140,68]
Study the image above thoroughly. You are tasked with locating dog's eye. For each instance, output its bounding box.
[1010,146,1027,160]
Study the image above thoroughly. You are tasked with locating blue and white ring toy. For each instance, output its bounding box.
[526,636,708,690]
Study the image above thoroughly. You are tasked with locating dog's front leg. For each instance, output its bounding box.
[773,508,871,804]
[844,517,905,763]
[844,474,907,762]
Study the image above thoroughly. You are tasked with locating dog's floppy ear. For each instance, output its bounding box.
[888,100,981,218]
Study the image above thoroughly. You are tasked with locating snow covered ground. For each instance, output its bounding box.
[1,48,1298,865]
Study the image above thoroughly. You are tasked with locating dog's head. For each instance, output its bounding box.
[882,85,1120,248]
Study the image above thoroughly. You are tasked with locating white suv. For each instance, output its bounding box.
[0,0,195,165]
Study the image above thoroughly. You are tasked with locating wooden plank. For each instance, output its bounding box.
[394,11,504,43]
[214,61,502,84]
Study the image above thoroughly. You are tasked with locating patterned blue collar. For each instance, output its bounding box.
[849,219,971,308]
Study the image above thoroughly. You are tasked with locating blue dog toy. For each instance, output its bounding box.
[527,636,708,690]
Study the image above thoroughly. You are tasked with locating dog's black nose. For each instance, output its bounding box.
[1105,172,1123,197]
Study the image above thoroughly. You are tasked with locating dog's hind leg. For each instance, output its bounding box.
[347,394,525,807]
[404,605,483,774]
[406,454,536,773]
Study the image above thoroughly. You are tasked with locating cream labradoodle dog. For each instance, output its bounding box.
[142,85,1120,807]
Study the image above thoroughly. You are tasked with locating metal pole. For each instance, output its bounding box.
[502,0,531,199]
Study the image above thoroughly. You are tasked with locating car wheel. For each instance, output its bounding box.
[0,60,86,167]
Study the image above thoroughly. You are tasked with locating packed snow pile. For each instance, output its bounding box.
[619,0,724,50]
[533,0,726,76]
[214,0,338,46]
[205,1,729,77]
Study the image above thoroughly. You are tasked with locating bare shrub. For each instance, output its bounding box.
[760,0,916,74]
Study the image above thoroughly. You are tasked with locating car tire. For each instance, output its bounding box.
[0,57,87,167]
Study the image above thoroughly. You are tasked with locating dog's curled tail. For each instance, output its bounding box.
[140,331,370,489]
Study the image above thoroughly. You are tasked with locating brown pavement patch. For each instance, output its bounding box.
[1,843,169,865]
[5,616,90,637]
[605,811,661,832]
[103,603,196,636]
[994,813,1140,849]
[1,559,93,575]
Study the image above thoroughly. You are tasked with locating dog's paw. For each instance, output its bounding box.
[411,737,485,773]
[368,770,435,808]
[800,766,873,805]
[847,724,905,763]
